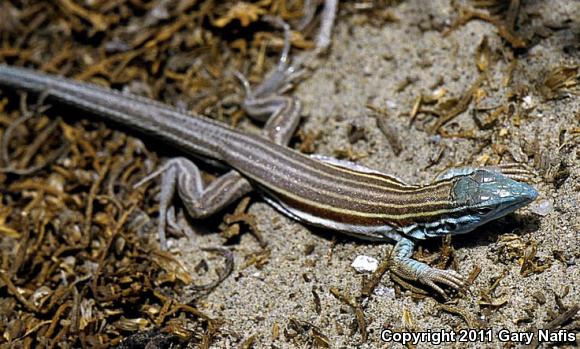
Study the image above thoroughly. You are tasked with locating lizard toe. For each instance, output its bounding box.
[419,267,465,292]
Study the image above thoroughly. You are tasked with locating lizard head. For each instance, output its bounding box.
[416,169,537,239]
[401,169,538,240]
[443,169,538,235]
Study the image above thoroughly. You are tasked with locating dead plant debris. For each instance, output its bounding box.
[0,0,322,347]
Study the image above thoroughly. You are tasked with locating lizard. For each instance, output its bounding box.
[0,12,538,299]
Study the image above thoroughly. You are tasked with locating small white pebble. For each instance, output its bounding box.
[530,199,552,216]
[373,285,395,298]
[166,239,177,249]
[522,95,535,110]
[363,64,373,76]
[351,255,379,273]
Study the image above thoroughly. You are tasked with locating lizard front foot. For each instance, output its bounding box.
[390,237,466,299]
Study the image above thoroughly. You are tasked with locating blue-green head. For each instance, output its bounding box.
[419,169,538,239]
[449,169,537,233]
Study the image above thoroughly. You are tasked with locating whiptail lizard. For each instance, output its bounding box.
[0,13,538,298]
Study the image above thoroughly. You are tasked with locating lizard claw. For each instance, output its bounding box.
[416,267,466,299]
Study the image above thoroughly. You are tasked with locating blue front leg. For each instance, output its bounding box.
[390,236,465,298]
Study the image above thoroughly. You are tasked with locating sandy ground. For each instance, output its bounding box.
[165,0,580,348]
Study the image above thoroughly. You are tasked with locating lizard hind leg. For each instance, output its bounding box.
[138,25,304,248]
[139,15,319,248]
[234,16,304,146]
[135,157,252,249]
